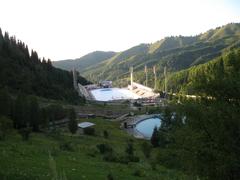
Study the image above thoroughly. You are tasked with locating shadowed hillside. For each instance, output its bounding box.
[0,28,90,103]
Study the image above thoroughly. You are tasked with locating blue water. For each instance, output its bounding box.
[135,117,161,138]
[101,89,111,91]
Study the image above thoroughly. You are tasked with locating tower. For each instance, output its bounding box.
[153,65,157,90]
[130,66,133,89]
[164,66,167,93]
[145,64,148,87]
[73,68,78,90]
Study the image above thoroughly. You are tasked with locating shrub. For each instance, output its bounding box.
[126,155,140,163]
[0,116,13,140]
[150,126,159,147]
[150,161,157,171]
[125,142,134,156]
[133,169,145,177]
[46,128,63,140]
[96,144,113,154]
[118,155,140,164]
[84,128,95,135]
[107,173,114,180]
[141,141,152,158]
[59,141,75,152]
[103,152,119,162]
[18,127,31,141]
[68,108,78,134]
[103,130,109,138]
[86,148,98,157]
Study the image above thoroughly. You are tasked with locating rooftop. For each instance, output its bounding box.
[78,122,95,128]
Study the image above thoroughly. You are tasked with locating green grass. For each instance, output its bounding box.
[0,118,189,180]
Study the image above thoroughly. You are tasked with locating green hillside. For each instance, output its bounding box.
[53,23,240,87]
[53,51,116,72]
[166,48,240,100]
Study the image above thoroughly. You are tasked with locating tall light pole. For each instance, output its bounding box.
[72,68,78,90]
[164,66,167,93]
[145,64,148,87]
[153,65,157,90]
[130,66,133,89]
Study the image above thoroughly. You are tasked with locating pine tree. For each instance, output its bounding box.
[0,88,12,117]
[125,141,134,156]
[28,96,40,132]
[0,116,13,140]
[150,126,159,147]
[68,108,78,134]
[141,141,152,158]
[13,94,28,129]
[0,28,3,51]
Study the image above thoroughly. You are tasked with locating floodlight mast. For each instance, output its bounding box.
[164,66,167,93]
[153,65,157,90]
[130,66,133,89]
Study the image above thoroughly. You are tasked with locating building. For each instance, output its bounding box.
[99,80,112,88]
[78,122,95,134]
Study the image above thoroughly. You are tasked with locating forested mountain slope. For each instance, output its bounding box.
[53,51,116,72]
[166,48,240,100]
[53,23,240,87]
[0,28,89,103]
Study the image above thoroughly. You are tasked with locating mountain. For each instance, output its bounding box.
[166,48,240,100]
[0,28,90,104]
[53,51,116,72]
[53,23,240,88]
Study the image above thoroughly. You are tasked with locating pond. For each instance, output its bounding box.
[135,117,161,139]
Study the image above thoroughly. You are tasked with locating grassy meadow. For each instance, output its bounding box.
[0,117,189,180]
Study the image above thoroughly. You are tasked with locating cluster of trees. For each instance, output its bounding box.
[166,48,240,101]
[149,47,240,180]
[150,100,240,180]
[0,28,89,104]
[0,88,76,140]
[96,140,140,164]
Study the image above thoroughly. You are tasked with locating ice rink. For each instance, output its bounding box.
[90,88,140,101]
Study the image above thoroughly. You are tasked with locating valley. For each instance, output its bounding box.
[1,21,240,180]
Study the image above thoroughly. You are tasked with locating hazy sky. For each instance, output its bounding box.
[0,0,239,60]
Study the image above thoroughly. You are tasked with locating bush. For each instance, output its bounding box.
[150,161,157,171]
[133,169,145,177]
[107,173,114,180]
[18,127,31,141]
[126,155,140,163]
[125,142,134,156]
[103,130,109,138]
[84,128,95,135]
[0,116,13,140]
[96,144,113,154]
[117,155,140,164]
[68,108,78,134]
[103,152,119,162]
[59,141,75,152]
[150,126,159,147]
[141,141,152,158]
[46,128,63,140]
[86,147,98,157]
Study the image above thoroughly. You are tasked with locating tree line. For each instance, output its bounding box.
[149,48,240,179]
[0,28,90,104]
[165,48,240,102]
[0,88,78,140]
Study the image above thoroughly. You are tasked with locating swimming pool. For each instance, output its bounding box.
[90,88,140,101]
[135,117,161,139]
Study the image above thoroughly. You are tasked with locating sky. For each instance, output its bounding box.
[0,0,239,61]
